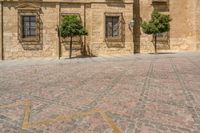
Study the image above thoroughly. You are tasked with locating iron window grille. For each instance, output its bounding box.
[22,16,37,38]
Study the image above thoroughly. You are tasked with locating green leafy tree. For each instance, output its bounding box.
[141,10,171,53]
[58,15,87,58]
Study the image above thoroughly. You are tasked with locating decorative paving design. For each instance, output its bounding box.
[0,100,121,133]
[1,52,200,132]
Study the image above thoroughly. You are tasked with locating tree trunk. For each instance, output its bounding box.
[69,36,73,59]
[58,27,61,59]
[154,34,157,54]
[83,36,86,56]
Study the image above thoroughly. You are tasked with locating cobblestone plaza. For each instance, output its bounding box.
[0,52,200,133]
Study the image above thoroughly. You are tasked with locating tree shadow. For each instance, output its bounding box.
[64,55,97,60]
[61,36,97,58]
[149,52,176,55]
[62,36,83,51]
[152,0,170,51]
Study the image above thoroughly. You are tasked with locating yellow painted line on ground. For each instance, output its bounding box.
[22,100,32,129]
[0,100,122,133]
[97,109,122,133]
[30,109,99,128]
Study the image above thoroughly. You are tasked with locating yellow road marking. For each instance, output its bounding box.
[30,109,98,128]
[0,100,122,133]
[97,109,122,133]
[22,100,32,129]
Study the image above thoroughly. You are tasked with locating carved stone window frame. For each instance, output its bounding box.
[104,12,124,42]
[18,9,40,43]
[60,13,81,22]
[156,32,170,42]
[152,0,169,12]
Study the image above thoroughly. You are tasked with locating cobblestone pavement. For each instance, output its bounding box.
[0,52,200,133]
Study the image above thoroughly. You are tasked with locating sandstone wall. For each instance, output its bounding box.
[139,0,154,53]
[0,0,199,60]
[1,1,134,59]
[196,0,200,51]
[89,3,134,56]
[60,3,85,58]
[138,0,198,53]
[0,2,2,60]
[3,2,60,59]
[170,0,196,52]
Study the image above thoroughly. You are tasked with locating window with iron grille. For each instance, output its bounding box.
[22,16,37,38]
[17,4,41,44]
[106,16,120,38]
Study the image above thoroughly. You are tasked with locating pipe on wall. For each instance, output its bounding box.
[58,2,61,59]
[83,3,86,56]
[0,1,3,60]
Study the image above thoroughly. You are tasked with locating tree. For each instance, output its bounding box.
[141,10,171,53]
[58,15,87,58]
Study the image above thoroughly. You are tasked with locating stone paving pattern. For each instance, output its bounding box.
[0,52,200,133]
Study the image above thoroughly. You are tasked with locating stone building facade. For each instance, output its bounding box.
[0,0,199,60]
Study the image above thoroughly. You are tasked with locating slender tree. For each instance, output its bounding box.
[59,15,87,58]
[141,10,171,53]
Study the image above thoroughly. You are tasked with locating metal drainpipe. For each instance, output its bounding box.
[83,3,86,56]
[1,1,3,60]
[132,0,134,54]
[58,2,61,59]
